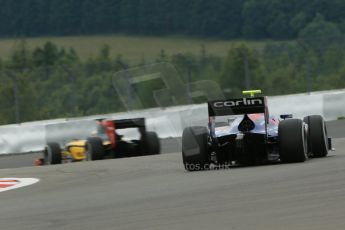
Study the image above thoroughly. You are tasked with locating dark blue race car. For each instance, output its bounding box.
[182,90,333,171]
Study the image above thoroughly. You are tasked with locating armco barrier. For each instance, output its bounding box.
[0,89,344,154]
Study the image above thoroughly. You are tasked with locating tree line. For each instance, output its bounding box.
[1,0,345,39]
[0,37,345,125]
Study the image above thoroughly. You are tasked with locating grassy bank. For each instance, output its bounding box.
[0,35,277,64]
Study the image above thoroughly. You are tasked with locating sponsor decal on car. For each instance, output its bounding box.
[213,98,264,108]
[0,178,39,193]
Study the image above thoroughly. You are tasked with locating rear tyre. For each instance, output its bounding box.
[44,142,62,165]
[182,126,210,171]
[279,119,307,163]
[144,132,160,155]
[303,115,328,158]
[86,137,105,161]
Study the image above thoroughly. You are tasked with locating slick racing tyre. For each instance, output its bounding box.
[303,115,328,158]
[144,131,160,155]
[44,142,62,165]
[182,126,210,171]
[279,119,307,163]
[86,137,105,161]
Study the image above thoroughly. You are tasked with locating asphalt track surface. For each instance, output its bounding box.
[0,120,344,230]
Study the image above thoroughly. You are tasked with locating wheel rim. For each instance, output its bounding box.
[86,143,92,161]
[44,146,52,165]
[322,121,328,151]
[302,124,308,159]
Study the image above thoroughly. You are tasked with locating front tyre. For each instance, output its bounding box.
[182,126,210,171]
[44,142,62,165]
[279,119,307,163]
[144,131,160,155]
[86,137,105,161]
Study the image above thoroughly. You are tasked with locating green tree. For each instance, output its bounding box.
[299,13,342,45]
[32,42,65,67]
[220,43,264,97]
[48,0,82,35]
[5,40,32,71]
[119,0,140,34]
[290,12,308,35]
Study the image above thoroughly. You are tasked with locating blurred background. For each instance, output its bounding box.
[0,0,345,125]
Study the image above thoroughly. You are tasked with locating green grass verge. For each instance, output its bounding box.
[0,34,281,64]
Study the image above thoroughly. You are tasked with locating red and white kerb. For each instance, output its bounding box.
[0,178,39,192]
[0,179,20,188]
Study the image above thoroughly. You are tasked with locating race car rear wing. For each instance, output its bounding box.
[208,96,269,137]
[208,97,267,116]
[114,118,145,129]
[113,118,146,137]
